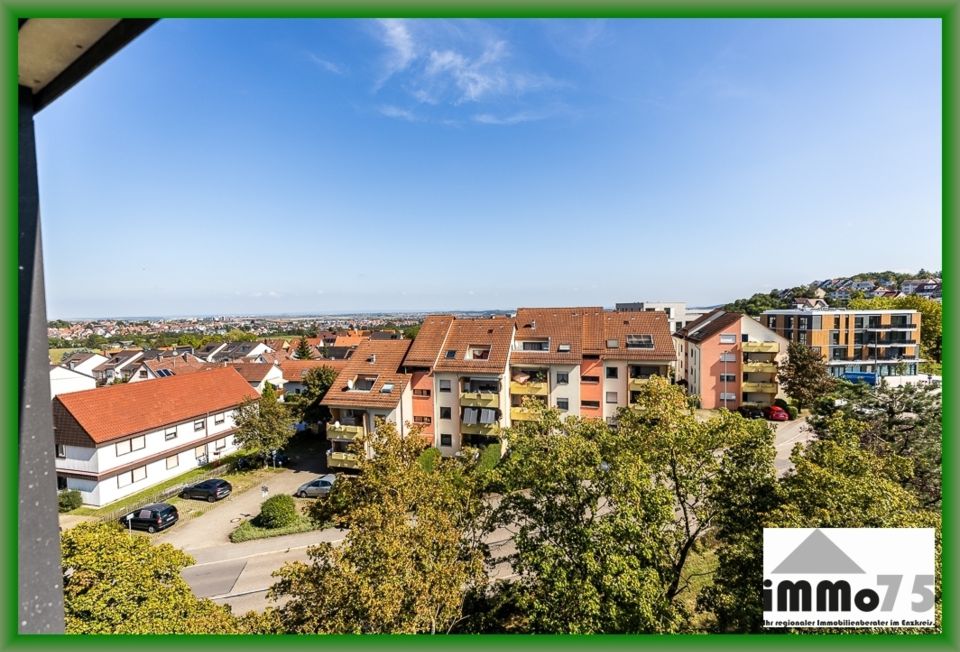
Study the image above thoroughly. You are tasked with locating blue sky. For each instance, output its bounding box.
[35,19,941,318]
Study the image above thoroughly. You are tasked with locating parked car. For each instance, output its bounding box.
[737,405,764,419]
[181,478,232,502]
[236,450,290,470]
[119,503,179,533]
[764,405,790,421]
[296,474,336,498]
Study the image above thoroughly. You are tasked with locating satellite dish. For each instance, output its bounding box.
[334,421,341,428]
[346,379,354,390]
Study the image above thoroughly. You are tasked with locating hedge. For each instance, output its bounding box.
[58,490,82,513]
[257,494,297,529]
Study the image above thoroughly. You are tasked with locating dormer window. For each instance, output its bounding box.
[557,343,571,353]
[521,340,549,351]
[380,383,394,394]
[606,339,619,348]
[466,345,491,360]
[626,334,654,349]
[445,350,457,359]
[352,375,377,391]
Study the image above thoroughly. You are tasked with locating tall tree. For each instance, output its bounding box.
[272,421,487,633]
[61,522,240,634]
[294,337,314,360]
[233,382,296,461]
[777,341,835,409]
[297,365,338,424]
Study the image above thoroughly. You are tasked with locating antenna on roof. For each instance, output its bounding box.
[346,379,354,390]
[531,320,536,329]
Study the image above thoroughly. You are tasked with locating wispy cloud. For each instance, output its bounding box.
[369,20,569,124]
[378,105,419,122]
[307,52,345,75]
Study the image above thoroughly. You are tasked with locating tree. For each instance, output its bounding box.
[403,324,421,340]
[810,381,942,508]
[294,337,314,360]
[724,293,788,316]
[777,341,835,409]
[272,421,487,633]
[233,382,296,461]
[297,365,338,424]
[61,522,240,634]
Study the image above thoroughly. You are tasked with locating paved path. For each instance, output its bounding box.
[772,416,815,475]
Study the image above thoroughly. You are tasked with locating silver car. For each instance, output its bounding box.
[295,474,336,498]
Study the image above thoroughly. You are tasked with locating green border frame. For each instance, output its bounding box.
[3,3,954,650]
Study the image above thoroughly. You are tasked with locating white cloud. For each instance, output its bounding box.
[376,19,417,85]
[472,111,543,126]
[307,53,345,75]
[378,105,418,122]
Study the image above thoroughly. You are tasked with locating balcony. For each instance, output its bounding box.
[510,407,538,421]
[864,323,917,331]
[327,423,365,441]
[462,423,499,436]
[460,391,500,408]
[741,341,779,353]
[628,377,650,391]
[510,381,549,396]
[742,362,777,373]
[741,381,778,394]
[326,450,361,469]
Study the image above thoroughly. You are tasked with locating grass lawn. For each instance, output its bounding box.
[49,347,84,364]
[70,453,282,518]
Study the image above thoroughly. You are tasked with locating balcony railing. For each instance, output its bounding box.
[742,381,778,393]
[510,407,538,421]
[460,391,500,407]
[742,362,778,373]
[462,423,499,436]
[627,377,651,391]
[510,381,549,396]
[742,341,779,353]
[327,423,365,441]
[326,450,361,469]
[864,324,917,330]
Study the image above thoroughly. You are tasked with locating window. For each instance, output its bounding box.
[138,369,147,378]
[834,316,841,329]
[581,375,599,384]
[720,353,737,362]
[57,476,67,490]
[581,400,600,409]
[467,346,491,360]
[414,388,431,397]
[606,339,619,348]
[785,317,794,328]
[445,350,457,359]
[799,317,808,329]
[132,466,147,482]
[626,334,654,349]
[605,392,618,404]
[215,412,225,424]
[558,344,571,353]
[719,392,736,401]
[380,383,395,394]
[116,439,131,456]
[556,398,569,411]
[165,426,177,441]
[768,317,776,329]
[556,372,569,385]
[414,416,432,424]
[440,407,452,419]
[166,455,179,470]
[117,466,147,488]
[440,434,452,447]
[194,445,206,459]
[605,367,618,379]
[194,420,205,432]
[521,341,549,351]
[56,443,65,458]
[353,375,377,391]
[799,332,808,344]
[215,438,227,450]
[742,333,749,342]
[719,333,736,344]
[720,373,736,382]
[439,379,451,392]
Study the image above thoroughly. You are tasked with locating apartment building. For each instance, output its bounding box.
[52,367,259,506]
[595,310,678,422]
[321,339,414,470]
[760,308,922,379]
[676,310,788,410]
[400,315,455,445]
[91,349,144,384]
[509,307,596,421]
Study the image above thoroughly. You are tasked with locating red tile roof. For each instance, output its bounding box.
[598,311,676,361]
[433,317,514,373]
[403,315,455,367]
[143,353,206,376]
[279,359,349,382]
[322,339,413,409]
[512,307,601,365]
[217,362,278,383]
[53,367,259,444]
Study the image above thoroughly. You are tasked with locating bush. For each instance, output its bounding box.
[773,398,790,410]
[58,490,82,513]
[418,447,441,472]
[257,494,297,529]
[786,406,799,421]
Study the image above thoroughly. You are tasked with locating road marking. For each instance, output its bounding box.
[188,538,344,568]
[210,586,271,600]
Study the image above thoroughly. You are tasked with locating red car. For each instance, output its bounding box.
[764,405,790,421]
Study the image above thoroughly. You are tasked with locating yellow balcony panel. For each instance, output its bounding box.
[628,377,650,391]
[510,407,539,421]
[510,381,549,396]
[742,381,778,393]
[327,450,361,469]
[742,362,778,374]
[462,423,499,436]
[460,391,500,407]
[327,423,365,441]
[742,341,780,353]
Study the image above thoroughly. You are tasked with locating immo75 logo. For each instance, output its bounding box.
[763,528,935,628]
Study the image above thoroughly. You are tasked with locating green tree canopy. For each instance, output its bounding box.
[294,337,314,360]
[233,382,296,460]
[61,522,240,634]
[777,341,835,409]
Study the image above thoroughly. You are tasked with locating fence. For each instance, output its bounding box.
[98,460,236,524]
